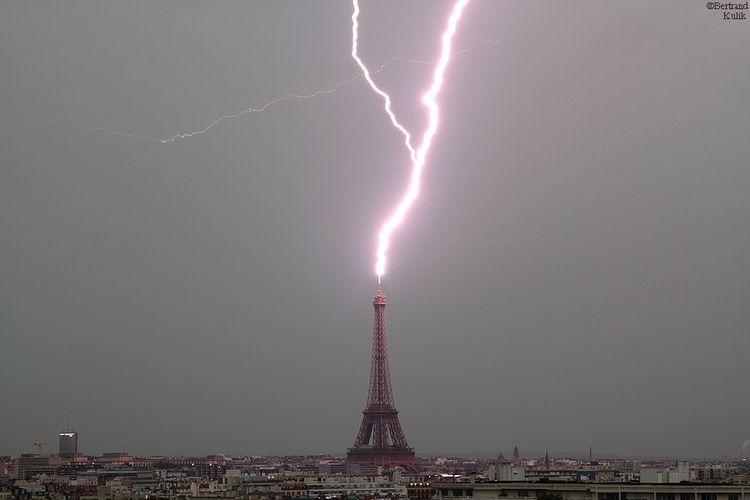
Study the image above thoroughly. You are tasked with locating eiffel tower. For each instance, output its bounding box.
[346,284,417,471]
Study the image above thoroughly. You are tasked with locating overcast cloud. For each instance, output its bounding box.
[1,1,748,460]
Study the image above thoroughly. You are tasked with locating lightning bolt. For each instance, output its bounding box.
[352,0,469,279]
[4,16,529,156]
[351,3,417,163]
[159,80,356,143]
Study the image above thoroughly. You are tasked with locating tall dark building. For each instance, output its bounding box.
[347,284,417,471]
[59,430,77,456]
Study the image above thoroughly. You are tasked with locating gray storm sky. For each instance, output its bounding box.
[1,1,748,460]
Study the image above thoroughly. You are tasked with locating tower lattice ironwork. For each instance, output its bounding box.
[347,284,417,471]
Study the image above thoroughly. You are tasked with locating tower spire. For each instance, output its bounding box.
[347,284,417,470]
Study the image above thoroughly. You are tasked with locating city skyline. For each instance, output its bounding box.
[1,2,749,459]
[5,450,748,500]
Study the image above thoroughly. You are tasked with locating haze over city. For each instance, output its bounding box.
[1,1,748,460]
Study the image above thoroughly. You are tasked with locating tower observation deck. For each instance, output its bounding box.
[346,284,417,471]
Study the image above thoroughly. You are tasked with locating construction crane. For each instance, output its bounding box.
[33,442,54,455]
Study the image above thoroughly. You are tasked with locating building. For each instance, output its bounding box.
[641,462,690,484]
[11,455,56,480]
[434,480,750,500]
[58,431,77,457]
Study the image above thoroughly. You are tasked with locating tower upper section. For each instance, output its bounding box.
[366,285,395,412]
